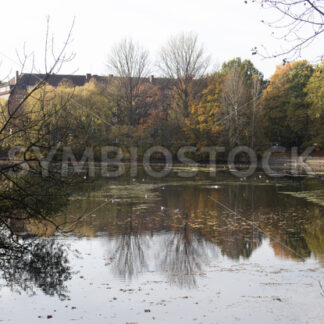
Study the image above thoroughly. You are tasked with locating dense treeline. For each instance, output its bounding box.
[2,34,324,161]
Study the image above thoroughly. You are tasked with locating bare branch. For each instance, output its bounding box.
[249,0,324,60]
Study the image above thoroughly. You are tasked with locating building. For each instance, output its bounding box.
[0,71,96,101]
[0,71,175,102]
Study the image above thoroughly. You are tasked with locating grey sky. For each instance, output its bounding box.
[1,0,323,80]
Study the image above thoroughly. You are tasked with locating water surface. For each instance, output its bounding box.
[1,169,324,323]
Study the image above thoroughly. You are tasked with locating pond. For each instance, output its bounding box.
[1,168,324,323]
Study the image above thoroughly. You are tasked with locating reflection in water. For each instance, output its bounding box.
[0,225,71,297]
[111,233,148,281]
[304,208,324,262]
[64,174,324,288]
[5,171,324,291]
[107,207,149,280]
[0,168,77,297]
[159,212,211,288]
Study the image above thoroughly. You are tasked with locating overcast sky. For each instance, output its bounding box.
[0,0,323,80]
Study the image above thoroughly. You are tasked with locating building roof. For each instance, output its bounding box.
[0,72,185,98]
[18,73,88,88]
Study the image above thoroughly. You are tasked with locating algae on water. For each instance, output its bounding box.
[280,190,324,206]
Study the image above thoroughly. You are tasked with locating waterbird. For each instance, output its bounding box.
[161,206,165,211]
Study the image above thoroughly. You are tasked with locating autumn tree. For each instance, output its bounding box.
[186,72,224,147]
[305,60,324,148]
[262,60,314,148]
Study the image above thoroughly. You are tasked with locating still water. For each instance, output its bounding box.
[1,168,324,323]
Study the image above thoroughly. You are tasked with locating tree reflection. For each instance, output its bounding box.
[0,37,89,299]
[111,234,148,280]
[0,225,71,297]
[110,208,148,280]
[304,209,324,259]
[0,167,77,297]
[61,176,324,288]
[159,212,211,288]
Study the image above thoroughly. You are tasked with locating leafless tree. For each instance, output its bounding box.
[0,18,79,237]
[0,17,75,145]
[0,28,76,296]
[250,74,262,149]
[159,212,210,289]
[106,38,150,126]
[249,0,324,60]
[222,65,249,147]
[159,32,210,116]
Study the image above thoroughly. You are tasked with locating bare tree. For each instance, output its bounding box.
[159,222,209,288]
[159,32,210,116]
[106,38,150,126]
[0,18,79,237]
[249,0,324,60]
[251,74,262,149]
[222,65,249,147]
